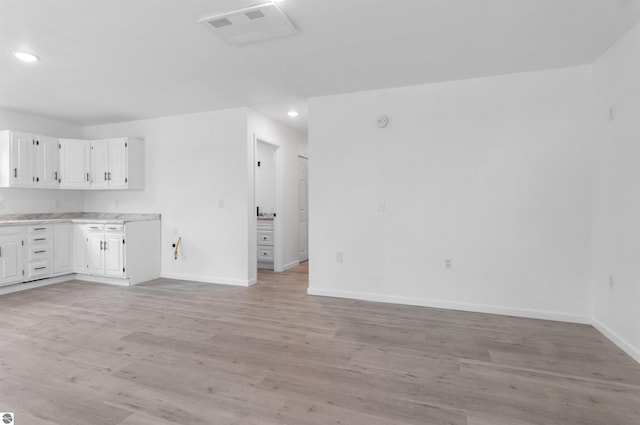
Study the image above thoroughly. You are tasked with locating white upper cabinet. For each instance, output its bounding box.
[0,130,60,188]
[35,135,60,188]
[2,131,143,191]
[91,140,110,189]
[59,139,91,189]
[10,132,34,187]
[90,138,137,189]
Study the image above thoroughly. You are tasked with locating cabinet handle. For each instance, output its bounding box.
[35,267,46,270]
[34,227,46,231]
[54,171,58,180]
[34,250,46,254]
[36,177,39,182]
[104,172,108,181]
[13,168,17,178]
[108,172,111,181]
[104,241,108,250]
[100,241,104,250]
[34,238,46,241]
[86,172,90,182]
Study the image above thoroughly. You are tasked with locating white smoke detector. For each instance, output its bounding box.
[199,2,298,46]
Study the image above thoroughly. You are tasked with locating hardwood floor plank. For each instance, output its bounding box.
[0,262,638,424]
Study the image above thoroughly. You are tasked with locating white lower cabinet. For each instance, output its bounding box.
[25,225,52,281]
[0,226,24,287]
[0,220,160,291]
[53,223,74,275]
[85,224,125,277]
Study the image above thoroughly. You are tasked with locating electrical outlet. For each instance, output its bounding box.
[445,258,453,269]
[609,274,616,289]
[336,251,343,263]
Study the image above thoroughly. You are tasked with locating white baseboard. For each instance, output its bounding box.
[307,287,590,324]
[592,317,640,364]
[281,260,300,271]
[74,274,130,286]
[160,272,254,287]
[0,275,71,296]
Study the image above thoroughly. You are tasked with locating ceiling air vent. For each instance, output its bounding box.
[199,2,298,46]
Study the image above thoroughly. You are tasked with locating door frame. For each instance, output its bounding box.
[253,134,284,273]
[298,154,309,263]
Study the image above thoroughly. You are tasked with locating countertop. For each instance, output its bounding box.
[0,212,161,226]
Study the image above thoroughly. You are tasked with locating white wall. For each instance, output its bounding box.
[591,23,640,362]
[0,109,85,213]
[308,66,593,323]
[255,140,277,214]
[84,108,253,286]
[248,110,307,272]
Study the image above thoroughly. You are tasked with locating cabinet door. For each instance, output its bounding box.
[73,225,87,273]
[53,223,73,275]
[10,132,34,187]
[59,139,91,189]
[91,140,110,189]
[108,138,128,188]
[85,234,105,275]
[104,234,125,277]
[36,136,60,188]
[0,236,23,286]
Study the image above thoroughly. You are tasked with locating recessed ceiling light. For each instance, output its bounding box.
[288,111,299,118]
[14,51,39,62]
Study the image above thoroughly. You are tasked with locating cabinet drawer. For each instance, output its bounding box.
[28,245,50,261]
[26,262,50,280]
[257,230,273,245]
[257,221,274,230]
[258,246,274,262]
[28,224,52,234]
[87,224,105,232]
[105,224,124,233]
[28,234,50,245]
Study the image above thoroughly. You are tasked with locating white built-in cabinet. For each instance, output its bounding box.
[0,131,60,188]
[0,227,24,287]
[0,220,160,289]
[85,224,125,277]
[0,130,144,190]
[59,139,91,189]
[53,223,74,275]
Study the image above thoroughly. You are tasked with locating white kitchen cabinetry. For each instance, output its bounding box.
[59,139,91,189]
[0,226,24,287]
[0,131,60,188]
[25,225,52,281]
[85,224,125,277]
[35,136,60,188]
[91,138,139,189]
[53,223,74,275]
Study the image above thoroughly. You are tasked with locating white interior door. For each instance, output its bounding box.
[298,156,309,262]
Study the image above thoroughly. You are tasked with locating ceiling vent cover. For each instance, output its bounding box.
[199,2,298,46]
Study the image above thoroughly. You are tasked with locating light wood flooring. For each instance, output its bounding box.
[1,262,639,424]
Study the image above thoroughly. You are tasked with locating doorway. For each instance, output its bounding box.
[255,138,280,272]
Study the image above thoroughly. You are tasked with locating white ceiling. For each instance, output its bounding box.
[2,0,640,133]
